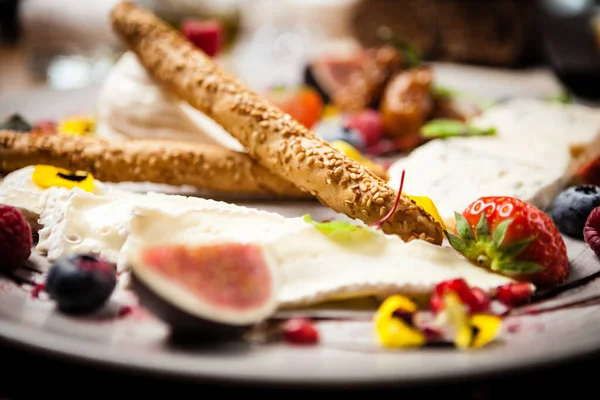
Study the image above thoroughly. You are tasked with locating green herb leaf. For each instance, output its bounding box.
[498,237,534,258]
[475,213,490,240]
[493,260,545,274]
[420,119,496,139]
[454,211,474,241]
[445,231,468,254]
[303,214,377,242]
[492,218,513,247]
[545,91,573,104]
[0,113,32,133]
[432,85,458,98]
[376,25,421,68]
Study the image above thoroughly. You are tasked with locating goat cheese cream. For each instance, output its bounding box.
[94,52,244,151]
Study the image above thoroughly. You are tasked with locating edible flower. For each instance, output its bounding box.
[434,291,502,349]
[32,165,95,192]
[57,115,95,137]
[331,140,386,175]
[374,295,426,349]
[404,194,446,230]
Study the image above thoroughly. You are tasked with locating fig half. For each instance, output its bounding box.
[129,243,279,341]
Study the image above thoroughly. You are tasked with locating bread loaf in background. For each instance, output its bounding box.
[351,0,538,67]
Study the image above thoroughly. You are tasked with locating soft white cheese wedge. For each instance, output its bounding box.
[390,99,600,222]
[36,186,287,267]
[120,205,519,309]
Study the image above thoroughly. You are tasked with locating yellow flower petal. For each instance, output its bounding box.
[321,105,341,119]
[441,291,472,350]
[58,115,95,137]
[331,140,363,162]
[374,295,426,349]
[32,165,95,192]
[469,314,503,348]
[404,194,447,231]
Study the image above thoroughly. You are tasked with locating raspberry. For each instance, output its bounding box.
[0,205,32,272]
[496,283,533,307]
[584,207,600,257]
[283,318,319,345]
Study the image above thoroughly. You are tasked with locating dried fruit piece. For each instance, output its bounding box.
[129,243,279,340]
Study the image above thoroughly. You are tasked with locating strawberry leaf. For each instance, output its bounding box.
[498,237,535,258]
[475,213,490,240]
[492,218,513,247]
[454,211,474,240]
[445,231,468,254]
[492,260,545,274]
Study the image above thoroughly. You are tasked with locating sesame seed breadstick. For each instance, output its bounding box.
[0,130,309,198]
[110,2,443,244]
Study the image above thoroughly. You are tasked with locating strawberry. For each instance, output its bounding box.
[445,196,569,288]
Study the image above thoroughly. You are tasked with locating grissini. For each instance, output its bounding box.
[110,2,443,244]
[0,130,309,198]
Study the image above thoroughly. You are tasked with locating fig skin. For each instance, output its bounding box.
[131,273,248,342]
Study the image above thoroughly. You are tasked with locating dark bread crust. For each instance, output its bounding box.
[109,1,444,244]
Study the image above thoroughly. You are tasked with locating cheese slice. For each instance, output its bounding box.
[390,99,600,223]
[120,205,518,308]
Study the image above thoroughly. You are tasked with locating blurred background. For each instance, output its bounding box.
[0,0,599,98]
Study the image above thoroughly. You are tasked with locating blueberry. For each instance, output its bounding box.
[312,119,365,149]
[552,184,600,238]
[45,254,117,315]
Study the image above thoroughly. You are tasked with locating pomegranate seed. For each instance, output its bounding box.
[429,294,444,313]
[469,287,491,313]
[283,318,319,345]
[496,283,533,307]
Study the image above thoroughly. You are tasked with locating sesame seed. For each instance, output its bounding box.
[380,206,387,216]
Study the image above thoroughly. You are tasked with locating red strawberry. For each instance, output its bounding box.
[180,19,222,58]
[446,196,568,288]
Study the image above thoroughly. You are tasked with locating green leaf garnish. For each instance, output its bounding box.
[421,119,496,139]
[545,91,573,104]
[432,85,496,110]
[303,214,378,243]
[376,25,421,68]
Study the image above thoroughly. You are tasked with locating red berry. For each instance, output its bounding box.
[346,109,384,147]
[0,205,32,272]
[429,294,443,313]
[180,19,222,58]
[283,318,319,345]
[584,207,600,257]
[469,287,491,313]
[496,283,533,307]
[433,279,490,313]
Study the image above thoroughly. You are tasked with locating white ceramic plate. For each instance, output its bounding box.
[1,79,600,388]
